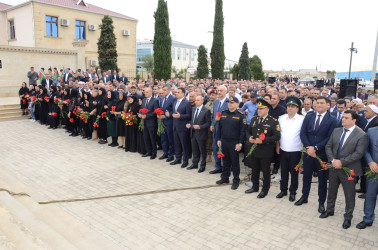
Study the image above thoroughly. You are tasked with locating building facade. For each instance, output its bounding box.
[0,0,137,97]
[137,40,199,71]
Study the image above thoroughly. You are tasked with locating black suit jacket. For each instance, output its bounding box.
[364,116,378,132]
[41,79,52,89]
[141,97,159,128]
[190,106,211,139]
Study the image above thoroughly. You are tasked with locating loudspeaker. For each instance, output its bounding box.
[268,77,276,84]
[339,79,357,98]
[316,80,324,88]
[374,79,378,92]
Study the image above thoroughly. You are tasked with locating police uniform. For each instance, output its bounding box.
[245,99,281,198]
[216,96,247,188]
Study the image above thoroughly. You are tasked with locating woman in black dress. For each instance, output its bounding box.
[39,88,49,125]
[18,82,29,115]
[82,92,93,139]
[61,88,70,130]
[47,85,60,129]
[125,95,142,153]
[114,92,127,149]
[34,85,41,121]
[97,88,108,144]
[106,91,118,147]
[67,88,80,136]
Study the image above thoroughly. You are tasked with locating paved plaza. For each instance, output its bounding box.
[0,120,377,249]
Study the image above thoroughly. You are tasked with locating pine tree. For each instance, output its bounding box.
[97,15,118,72]
[210,0,225,80]
[196,45,209,79]
[153,0,172,80]
[238,42,250,80]
[250,55,265,81]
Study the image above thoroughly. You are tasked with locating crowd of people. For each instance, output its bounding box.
[19,66,378,230]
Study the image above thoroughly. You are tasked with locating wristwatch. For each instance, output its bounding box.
[314,146,318,151]
[239,143,243,147]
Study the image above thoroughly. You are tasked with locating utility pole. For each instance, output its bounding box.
[371,30,378,81]
[348,42,357,79]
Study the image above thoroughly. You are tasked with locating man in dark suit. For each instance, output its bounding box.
[186,95,211,172]
[170,87,192,168]
[356,126,378,229]
[320,110,368,229]
[119,73,128,84]
[210,85,229,174]
[331,99,346,126]
[111,70,119,82]
[63,69,73,83]
[158,85,176,162]
[296,96,338,213]
[138,87,159,159]
[41,74,52,91]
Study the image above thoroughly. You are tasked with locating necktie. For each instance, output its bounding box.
[162,97,167,107]
[175,100,180,113]
[337,112,342,122]
[194,108,199,123]
[146,98,149,107]
[217,101,222,112]
[314,114,321,131]
[336,128,349,159]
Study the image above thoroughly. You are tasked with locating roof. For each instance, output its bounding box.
[1,0,137,21]
[0,2,11,10]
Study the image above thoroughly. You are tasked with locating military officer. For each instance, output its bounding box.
[244,99,281,198]
[216,96,247,190]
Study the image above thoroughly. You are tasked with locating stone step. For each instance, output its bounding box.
[0,116,29,122]
[0,111,23,118]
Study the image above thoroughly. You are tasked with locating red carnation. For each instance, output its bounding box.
[129,117,132,121]
[350,169,355,176]
[22,99,26,104]
[53,112,58,117]
[65,99,70,103]
[101,112,107,118]
[130,122,133,125]
[44,96,50,101]
[154,108,164,115]
[69,118,74,123]
[259,133,266,141]
[216,112,222,117]
[348,177,354,181]
[217,152,225,158]
[111,106,116,111]
[140,108,149,114]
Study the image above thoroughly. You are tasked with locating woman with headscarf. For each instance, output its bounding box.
[96,88,108,144]
[82,91,93,139]
[125,95,142,153]
[114,92,127,149]
[67,88,80,136]
[19,82,29,115]
[47,85,61,129]
[106,90,118,147]
[61,88,70,130]
[34,85,41,121]
[90,89,100,140]
[39,88,49,125]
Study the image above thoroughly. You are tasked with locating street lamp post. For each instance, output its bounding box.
[348,42,357,79]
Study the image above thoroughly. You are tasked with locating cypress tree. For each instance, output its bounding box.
[238,42,250,80]
[97,15,118,72]
[210,0,225,80]
[197,45,209,79]
[250,55,265,81]
[153,0,172,80]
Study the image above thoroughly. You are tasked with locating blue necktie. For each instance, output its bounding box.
[336,128,349,159]
[314,115,321,131]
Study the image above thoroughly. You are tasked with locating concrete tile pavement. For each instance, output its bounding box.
[0,120,377,249]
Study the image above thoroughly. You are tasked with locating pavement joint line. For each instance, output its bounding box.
[38,183,235,205]
[0,188,30,197]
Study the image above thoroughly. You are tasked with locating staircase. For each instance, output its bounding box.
[0,99,29,122]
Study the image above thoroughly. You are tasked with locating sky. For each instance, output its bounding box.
[3,0,378,72]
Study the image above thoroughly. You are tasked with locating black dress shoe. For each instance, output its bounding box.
[209,169,222,174]
[342,219,351,229]
[216,179,229,185]
[159,154,168,160]
[150,155,156,160]
[289,194,296,202]
[166,156,174,162]
[87,137,92,140]
[198,166,205,173]
[245,188,258,194]
[231,183,239,190]
[170,159,181,165]
[356,221,373,229]
[257,191,268,198]
[318,203,326,213]
[181,162,188,168]
[313,171,318,177]
[71,133,78,137]
[187,164,198,170]
[358,194,366,199]
[319,211,334,218]
[108,143,114,146]
[355,188,363,193]
[111,143,119,147]
[294,197,308,206]
[276,191,287,199]
[142,153,151,157]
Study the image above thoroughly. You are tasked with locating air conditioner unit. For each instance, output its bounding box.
[88,24,96,31]
[122,29,130,36]
[60,19,70,26]
[89,60,98,66]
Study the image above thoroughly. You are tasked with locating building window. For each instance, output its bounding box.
[75,20,86,39]
[177,48,181,60]
[183,49,186,61]
[9,20,15,40]
[171,47,175,60]
[46,16,58,37]
[136,48,152,62]
[190,49,194,61]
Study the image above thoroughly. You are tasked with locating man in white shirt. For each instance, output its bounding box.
[302,98,313,116]
[277,97,305,202]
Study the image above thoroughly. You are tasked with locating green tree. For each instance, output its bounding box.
[229,63,239,80]
[141,54,154,72]
[249,55,265,81]
[238,42,250,80]
[97,15,118,72]
[197,45,209,79]
[153,0,172,80]
[210,0,225,79]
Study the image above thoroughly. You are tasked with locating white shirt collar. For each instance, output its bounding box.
[344,125,356,133]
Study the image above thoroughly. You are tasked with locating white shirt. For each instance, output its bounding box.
[302,108,313,116]
[314,111,326,130]
[279,113,305,152]
[341,125,355,146]
[175,98,184,112]
[193,105,203,120]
